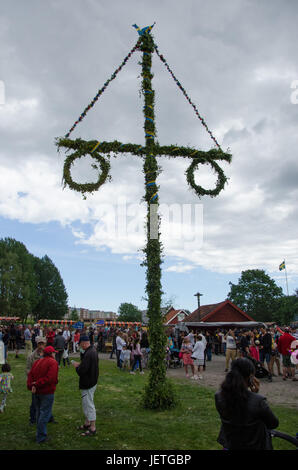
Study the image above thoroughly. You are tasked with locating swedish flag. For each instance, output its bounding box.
[132,23,156,36]
[279,261,286,271]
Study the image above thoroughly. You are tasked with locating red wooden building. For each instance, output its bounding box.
[179,300,265,330]
[164,308,190,325]
[187,300,255,323]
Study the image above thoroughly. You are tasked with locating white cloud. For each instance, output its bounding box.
[0,98,40,129]
[165,264,196,273]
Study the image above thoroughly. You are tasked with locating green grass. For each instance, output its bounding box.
[0,353,297,450]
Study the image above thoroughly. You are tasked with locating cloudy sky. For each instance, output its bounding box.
[1,0,298,314]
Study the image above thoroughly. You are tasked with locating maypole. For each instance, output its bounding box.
[56,24,232,409]
[138,26,176,408]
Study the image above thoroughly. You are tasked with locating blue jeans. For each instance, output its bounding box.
[30,393,37,423]
[30,393,54,424]
[132,355,142,372]
[35,394,54,443]
[206,348,212,361]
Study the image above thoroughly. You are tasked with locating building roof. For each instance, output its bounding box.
[164,308,190,325]
[187,300,255,323]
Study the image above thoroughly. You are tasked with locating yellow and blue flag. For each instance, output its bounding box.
[279,260,286,271]
[132,23,155,36]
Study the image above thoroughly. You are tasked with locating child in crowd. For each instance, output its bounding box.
[180,337,195,379]
[120,345,131,370]
[249,339,260,361]
[130,337,144,375]
[63,343,70,366]
[0,363,14,413]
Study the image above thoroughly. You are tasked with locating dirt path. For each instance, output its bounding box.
[99,352,298,408]
[166,354,298,408]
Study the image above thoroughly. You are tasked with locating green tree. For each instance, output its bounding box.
[118,302,143,322]
[227,269,284,322]
[0,238,38,322]
[70,308,79,321]
[273,294,298,325]
[32,255,68,321]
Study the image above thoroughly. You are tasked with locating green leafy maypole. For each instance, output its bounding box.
[56,23,232,410]
[139,29,176,409]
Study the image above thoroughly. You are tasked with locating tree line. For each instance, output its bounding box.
[118,270,298,325]
[0,237,68,323]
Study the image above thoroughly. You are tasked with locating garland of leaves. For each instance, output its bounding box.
[64,39,142,138]
[57,26,231,201]
[154,43,222,150]
[57,138,231,199]
[62,147,111,194]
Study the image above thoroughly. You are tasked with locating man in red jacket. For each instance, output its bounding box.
[277,327,297,382]
[27,346,59,443]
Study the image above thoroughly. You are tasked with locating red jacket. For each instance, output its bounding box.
[46,331,55,345]
[277,333,296,356]
[27,356,59,395]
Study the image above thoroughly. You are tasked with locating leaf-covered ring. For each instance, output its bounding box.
[63,150,110,194]
[186,157,227,197]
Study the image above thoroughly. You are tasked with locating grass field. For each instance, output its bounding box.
[0,353,297,450]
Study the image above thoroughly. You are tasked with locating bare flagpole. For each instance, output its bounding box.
[284,260,289,296]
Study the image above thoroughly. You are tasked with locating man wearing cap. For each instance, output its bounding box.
[26,336,47,425]
[27,346,59,444]
[72,335,99,436]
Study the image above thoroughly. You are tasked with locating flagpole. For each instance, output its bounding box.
[284,260,289,296]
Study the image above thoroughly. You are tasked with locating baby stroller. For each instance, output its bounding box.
[247,355,271,380]
[168,348,183,369]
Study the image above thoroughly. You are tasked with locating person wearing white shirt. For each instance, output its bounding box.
[191,335,205,379]
[197,331,207,370]
[116,333,126,369]
[63,328,71,343]
[186,331,195,347]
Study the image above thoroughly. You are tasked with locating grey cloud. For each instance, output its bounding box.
[1,0,298,276]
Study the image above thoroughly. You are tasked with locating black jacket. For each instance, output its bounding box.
[76,346,99,390]
[215,390,279,450]
[54,334,66,351]
[260,333,272,354]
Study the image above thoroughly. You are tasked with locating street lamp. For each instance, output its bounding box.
[194,292,203,321]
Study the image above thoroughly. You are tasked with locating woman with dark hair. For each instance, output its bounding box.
[215,357,279,450]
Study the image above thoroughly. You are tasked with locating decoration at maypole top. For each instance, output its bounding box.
[56,23,232,409]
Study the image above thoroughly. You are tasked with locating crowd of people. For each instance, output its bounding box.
[0,320,297,447]
[165,325,298,383]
